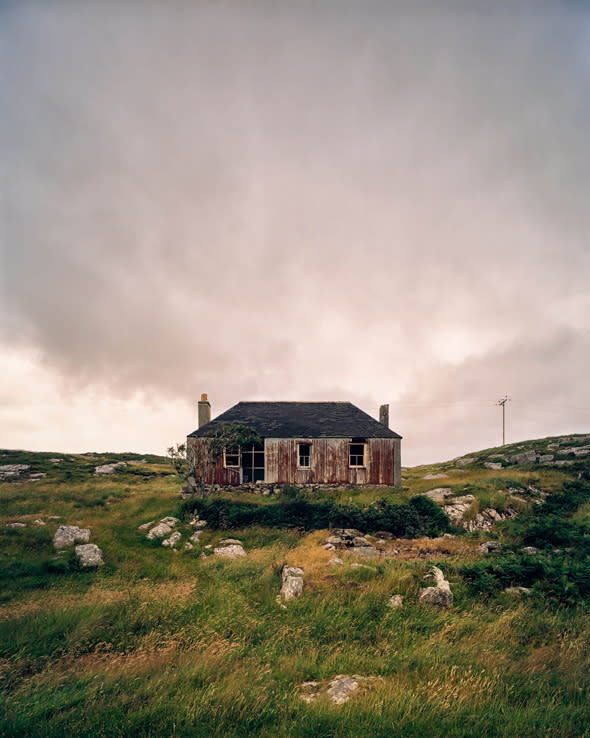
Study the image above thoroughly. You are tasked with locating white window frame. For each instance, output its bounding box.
[349,442,366,468]
[223,447,241,468]
[297,442,312,469]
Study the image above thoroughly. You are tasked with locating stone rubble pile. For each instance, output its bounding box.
[323,529,380,559]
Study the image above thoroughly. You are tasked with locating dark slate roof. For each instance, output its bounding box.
[188,402,401,439]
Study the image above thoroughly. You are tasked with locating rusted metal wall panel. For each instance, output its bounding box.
[188,435,401,487]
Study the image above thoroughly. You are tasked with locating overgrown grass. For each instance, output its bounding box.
[2,446,590,737]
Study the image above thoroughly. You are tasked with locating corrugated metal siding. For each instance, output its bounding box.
[188,436,401,486]
[266,437,398,485]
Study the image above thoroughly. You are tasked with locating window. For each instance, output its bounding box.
[298,443,311,468]
[223,447,240,468]
[349,442,366,467]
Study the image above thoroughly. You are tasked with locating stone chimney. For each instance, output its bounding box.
[379,403,389,428]
[198,393,211,428]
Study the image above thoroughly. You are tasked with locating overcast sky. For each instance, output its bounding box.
[1,1,589,466]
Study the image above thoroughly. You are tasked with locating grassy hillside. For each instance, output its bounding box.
[1,438,590,737]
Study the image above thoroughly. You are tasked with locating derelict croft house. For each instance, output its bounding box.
[187,396,402,487]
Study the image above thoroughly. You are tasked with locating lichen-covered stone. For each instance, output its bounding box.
[75,543,104,568]
[53,525,91,549]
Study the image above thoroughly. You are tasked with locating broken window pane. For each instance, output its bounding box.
[349,443,365,467]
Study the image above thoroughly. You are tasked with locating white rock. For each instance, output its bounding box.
[510,450,537,465]
[281,565,304,600]
[327,558,343,566]
[419,566,453,608]
[214,543,246,558]
[94,462,126,476]
[6,522,26,528]
[423,473,448,480]
[160,516,180,527]
[387,594,404,609]
[190,530,202,543]
[137,521,155,531]
[455,457,477,467]
[146,523,172,540]
[484,462,503,470]
[0,464,31,480]
[423,487,453,503]
[53,525,91,549]
[75,543,104,567]
[327,676,359,704]
[162,531,182,548]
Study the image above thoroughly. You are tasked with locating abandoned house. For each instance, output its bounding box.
[186,395,402,487]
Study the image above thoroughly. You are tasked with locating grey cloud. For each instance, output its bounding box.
[2,1,589,462]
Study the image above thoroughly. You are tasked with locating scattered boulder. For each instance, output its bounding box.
[387,594,404,609]
[94,462,127,476]
[463,507,516,532]
[444,495,475,523]
[538,455,554,463]
[137,520,155,531]
[324,529,379,558]
[301,675,375,704]
[160,516,180,528]
[0,464,31,481]
[455,457,477,467]
[423,473,448,480]
[423,487,453,503]
[29,472,47,481]
[480,541,503,554]
[281,565,304,600]
[34,519,46,526]
[520,546,540,555]
[326,676,359,704]
[327,558,343,566]
[53,525,91,549]
[146,523,173,540]
[419,566,453,608]
[484,462,503,471]
[189,530,203,543]
[214,540,246,558]
[75,543,104,568]
[509,450,537,465]
[162,531,182,548]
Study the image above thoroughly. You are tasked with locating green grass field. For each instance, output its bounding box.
[1,441,590,737]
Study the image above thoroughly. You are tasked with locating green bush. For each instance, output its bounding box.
[181,494,450,537]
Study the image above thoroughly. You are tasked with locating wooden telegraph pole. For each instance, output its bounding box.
[497,395,511,446]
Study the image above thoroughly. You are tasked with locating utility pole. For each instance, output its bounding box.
[497,395,511,445]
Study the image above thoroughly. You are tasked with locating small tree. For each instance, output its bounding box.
[187,424,261,496]
[166,442,187,476]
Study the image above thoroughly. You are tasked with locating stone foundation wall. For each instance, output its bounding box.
[181,480,393,498]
